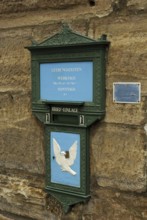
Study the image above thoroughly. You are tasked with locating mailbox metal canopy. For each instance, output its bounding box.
[27,24,110,127]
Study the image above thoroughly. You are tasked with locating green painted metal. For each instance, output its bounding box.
[45,125,90,212]
[28,23,108,48]
[26,24,110,212]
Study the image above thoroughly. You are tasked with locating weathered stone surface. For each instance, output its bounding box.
[0,121,45,174]
[93,0,114,18]
[0,215,10,220]
[0,0,147,219]
[0,0,114,15]
[91,123,146,192]
[105,91,145,125]
[0,214,14,220]
[0,174,56,220]
[81,188,147,220]
[0,30,45,174]
[0,174,147,220]
[0,0,87,14]
[127,0,147,13]
[0,0,116,21]
[88,14,147,125]
[0,87,45,174]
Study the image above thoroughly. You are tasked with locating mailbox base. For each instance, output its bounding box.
[45,187,90,213]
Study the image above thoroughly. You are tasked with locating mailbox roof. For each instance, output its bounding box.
[27,24,109,50]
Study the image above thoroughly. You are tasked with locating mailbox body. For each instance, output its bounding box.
[27,26,109,212]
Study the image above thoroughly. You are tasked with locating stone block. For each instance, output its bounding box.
[104,89,145,125]
[0,175,57,220]
[0,174,147,220]
[0,90,45,174]
[0,0,87,14]
[88,15,147,125]
[90,123,146,192]
[0,214,13,220]
[127,0,147,13]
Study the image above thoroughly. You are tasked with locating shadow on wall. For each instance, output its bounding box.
[89,0,96,7]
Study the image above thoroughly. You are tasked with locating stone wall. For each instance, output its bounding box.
[0,0,147,219]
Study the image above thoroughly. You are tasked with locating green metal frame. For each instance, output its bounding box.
[45,125,90,212]
[27,25,109,126]
[26,24,110,213]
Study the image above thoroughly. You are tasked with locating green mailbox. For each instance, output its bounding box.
[26,24,109,212]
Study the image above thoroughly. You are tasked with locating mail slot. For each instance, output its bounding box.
[52,114,79,125]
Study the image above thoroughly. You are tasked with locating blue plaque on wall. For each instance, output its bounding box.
[40,61,93,102]
[50,132,80,187]
[113,82,141,103]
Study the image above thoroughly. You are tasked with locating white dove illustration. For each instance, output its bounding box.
[53,138,77,175]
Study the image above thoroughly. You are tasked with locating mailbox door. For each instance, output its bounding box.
[45,125,90,211]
